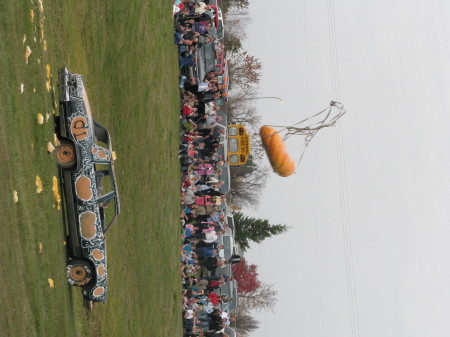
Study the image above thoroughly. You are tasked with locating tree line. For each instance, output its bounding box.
[220,1,269,210]
[221,1,288,336]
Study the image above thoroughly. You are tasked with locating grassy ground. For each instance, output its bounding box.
[0,1,182,336]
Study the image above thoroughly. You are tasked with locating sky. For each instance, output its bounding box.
[237,1,450,336]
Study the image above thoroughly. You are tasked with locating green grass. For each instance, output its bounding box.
[0,1,182,336]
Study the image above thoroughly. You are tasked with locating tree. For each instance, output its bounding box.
[233,311,259,337]
[221,0,250,13]
[224,34,243,55]
[233,211,289,251]
[247,130,267,161]
[222,6,251,42]
[238,282,278,312]
[232,259,260,293]
[229,157,269,209]
[226,86,262,128]
[227,51,262,90]
[222,0,259,90]
[228,104,260,127]
[232,260,278,313]
[226,84,258,106]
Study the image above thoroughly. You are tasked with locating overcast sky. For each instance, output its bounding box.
[240,1,450,336]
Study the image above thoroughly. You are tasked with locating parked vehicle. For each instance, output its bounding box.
[222,210,234,231]
[224,327,237,337]
[218,229,234,261]
[210,5,224,40]
[227,124,251,166]
[55,67,120,304]
[209,122,232,195]
[195,42,216,81]
[212,43,226,76]
[195,4,225,79]
[220,280,238,313]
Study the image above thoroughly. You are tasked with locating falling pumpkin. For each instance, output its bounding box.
[260,126,296,177]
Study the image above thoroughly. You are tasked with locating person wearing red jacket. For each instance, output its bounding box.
[207,292,220,305]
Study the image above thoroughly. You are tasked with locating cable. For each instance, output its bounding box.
[326,0,361,336]
[310,151,326,337]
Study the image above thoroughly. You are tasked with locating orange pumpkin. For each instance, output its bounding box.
[260,126,296,177]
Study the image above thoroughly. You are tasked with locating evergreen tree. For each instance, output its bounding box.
[233,212,289,251]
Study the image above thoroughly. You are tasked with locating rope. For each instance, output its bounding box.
[265,101,346,167]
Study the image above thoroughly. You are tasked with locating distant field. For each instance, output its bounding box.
[0,1,182,336]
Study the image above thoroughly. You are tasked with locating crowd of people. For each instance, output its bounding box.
[173,2,236,336]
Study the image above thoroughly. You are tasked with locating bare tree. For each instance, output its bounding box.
[223,7,252,41]
[238,282,278,312]
[222,0,250,12]
[232,311,260,337]
[228,105,261,128]
[230,157,269,209]
[226,87,262,130]
[227,85,257,105]
[221,0,269,210]
[247,130,267,161]
[227,51,262,90]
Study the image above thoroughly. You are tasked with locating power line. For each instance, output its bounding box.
[326,0,361,336]
[310,152,326,337]
[304,2,325,334]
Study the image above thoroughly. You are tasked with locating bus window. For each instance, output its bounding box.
[229,138,238,153]
[230,154,239,164]
[228,127,238,136]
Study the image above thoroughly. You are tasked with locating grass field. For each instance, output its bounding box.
[0,1,182,336]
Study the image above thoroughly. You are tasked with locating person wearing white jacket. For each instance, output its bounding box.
[195,2,210,14]
[204,230,220,243]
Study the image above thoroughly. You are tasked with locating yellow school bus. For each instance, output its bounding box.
[227,124,251,166]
